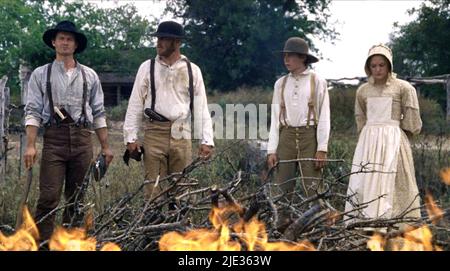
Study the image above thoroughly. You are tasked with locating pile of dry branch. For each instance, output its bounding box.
[80,154,449,251]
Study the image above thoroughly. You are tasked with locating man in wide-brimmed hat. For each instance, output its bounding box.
[24,20,114,245]
[123,21,214,205]
[267,37,331,232]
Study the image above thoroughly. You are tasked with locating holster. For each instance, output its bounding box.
[54,107,75,124]
[144,108,170,122]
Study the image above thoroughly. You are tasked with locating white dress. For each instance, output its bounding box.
[345,76,422,227]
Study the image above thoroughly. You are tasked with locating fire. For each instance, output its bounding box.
[391,226,442,251]
[49,227,121,251]
[100,242,122,251]
[367,233,385,251]
[367,192,444,251]
[0,205,120,251]
[440,167,450,185]
[159,205,315,251]
[424,192,444,224]
[0,206,39,251]
[367,170,449,251]
[367,225,442,251]
[50,227,97,251]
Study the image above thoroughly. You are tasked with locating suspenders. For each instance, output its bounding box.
[279,75,289,125]
[46,62,57,126]
[149,58,194,115]
[80,67,88,126]
[279,72,317,128]
[150,59,156,111]
[45,62,88,127]
[306,72,317,128]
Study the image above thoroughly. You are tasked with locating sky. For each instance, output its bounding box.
[88,0,424,79]
[312,0,423,79]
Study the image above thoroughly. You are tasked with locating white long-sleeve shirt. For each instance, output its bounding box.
[123,55,214,146]
[267,69,330,154]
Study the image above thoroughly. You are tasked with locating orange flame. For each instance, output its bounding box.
[440,168,450,185]
[367,233,385,251]
[0,205,120,251]
[159,205,315,251]
[368,225,442,251]
[49,227,97,251]
[424,192,444,224]
[100,242,122,251]
[0,206,39,251]
[393,226,435,251]
[49,227,121,251]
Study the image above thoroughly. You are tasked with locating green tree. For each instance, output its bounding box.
[0,0,157,99]
[165,0,337,91]
[0,0,48,93]
[389,0,450,108]
[44,1,157,74]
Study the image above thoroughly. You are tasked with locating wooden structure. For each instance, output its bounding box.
[98,73,134,106]
[328,74,450,122]
[0,76,9,182]
[408,74,450,122]
[18,64,32,178]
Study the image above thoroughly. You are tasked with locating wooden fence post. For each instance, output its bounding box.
[3,86,10,176]
[0,76,8,183]
[19,64,32,178]
[447,78,450,122]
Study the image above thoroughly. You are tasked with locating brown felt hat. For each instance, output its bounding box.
[278,37,319,64]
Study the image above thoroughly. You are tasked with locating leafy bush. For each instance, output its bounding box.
[106,100,129,121]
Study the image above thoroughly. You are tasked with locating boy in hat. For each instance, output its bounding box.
[267,37,330,231]
[24,20,114,244]
[123,21,214,203]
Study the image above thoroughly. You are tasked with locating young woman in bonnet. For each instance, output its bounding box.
[344,44,422,231]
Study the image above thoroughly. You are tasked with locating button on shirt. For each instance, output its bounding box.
[25,60,107,129]
[267,69,330,153]
[123,55,214,146]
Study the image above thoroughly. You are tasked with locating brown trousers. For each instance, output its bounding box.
[35,125,93,241]
[142,121,192,201]
[275,126,322,228]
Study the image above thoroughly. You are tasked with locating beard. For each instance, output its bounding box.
[158,40,177,57]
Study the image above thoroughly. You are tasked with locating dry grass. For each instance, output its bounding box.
[1,87,448,248]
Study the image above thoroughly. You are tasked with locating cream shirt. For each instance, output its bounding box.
[123,55,214,146]
[267,69,330,153]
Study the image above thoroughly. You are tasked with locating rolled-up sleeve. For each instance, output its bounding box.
[89,72,107,129]
[123,61,148,145]
[24,68,44,127]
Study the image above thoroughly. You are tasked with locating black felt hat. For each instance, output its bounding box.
[42,20,87,54]
[151,21,185,39]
